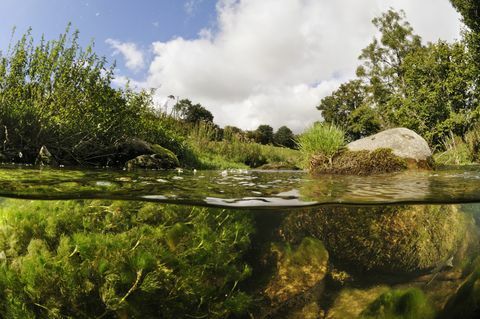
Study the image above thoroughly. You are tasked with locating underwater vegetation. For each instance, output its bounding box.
[0,199,254,318]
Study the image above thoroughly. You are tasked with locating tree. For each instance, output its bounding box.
[356,9,422,124]
[273,126,295,148]
[450,0,480,67]
[184,103,214,124]
[317,79,366,128]
[173,99,214,124]
[254,125,274,145]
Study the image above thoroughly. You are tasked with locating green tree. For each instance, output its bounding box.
[450,0,480,68]
[356,9,422,124]
[273,126,295,148]
[254,125,274,145]
[173,99,214,124]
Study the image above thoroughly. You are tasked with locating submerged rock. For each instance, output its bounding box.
[326,286,390,319]
[35,145,58,166]
[347,127,432,162]
[280,205,465,275]
[264,237,328,305]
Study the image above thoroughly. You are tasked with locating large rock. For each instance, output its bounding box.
[125,147,179,170]
[347,128,432,163]
[279,205,466,275]
[113,138,179,169]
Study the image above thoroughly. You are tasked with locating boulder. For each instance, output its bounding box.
[35,146,58,167]
[125,146,179,170]
[113,138,179,169]
[279,205,466,275]
[347,127,432,164]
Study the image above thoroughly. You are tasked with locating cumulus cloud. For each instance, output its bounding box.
[106,39,145,72]
[126,0,462,132]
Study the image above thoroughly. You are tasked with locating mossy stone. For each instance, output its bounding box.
[359,288,435,319]
[280,205,465,275]
[125,144,179,170]
[264,237,329,305]
[310,148,408,176]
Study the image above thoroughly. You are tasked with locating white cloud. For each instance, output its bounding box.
[106,39,145,72]
[126,0,462,133]
[184,0,204,16]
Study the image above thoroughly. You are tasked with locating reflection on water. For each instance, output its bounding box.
[1,165,480,207]
[0,165,479,317]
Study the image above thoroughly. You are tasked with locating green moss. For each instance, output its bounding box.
[264,237,328,305]
[360,288,435,319]
[310,148,408,175]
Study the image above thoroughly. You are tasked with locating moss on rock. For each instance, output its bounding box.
[310,148,408,176]
[359,288,435,319]
[279,205,465,275]
[264,237,329,305]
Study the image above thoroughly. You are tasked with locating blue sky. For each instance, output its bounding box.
[0,0,216,77]
[0,0,463,132]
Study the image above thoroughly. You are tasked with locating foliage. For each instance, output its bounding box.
[296,123,345,167]
[273,126,296,149]
[253,125,274,145]
[173,99,214,124]
[465,123,480,162]
[317,9,480,148]
[434,133,473,165]
[186,122,301,169]
[0,199,254,318]
[0,27,183,165]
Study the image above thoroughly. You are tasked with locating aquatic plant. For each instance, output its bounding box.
[0,199,254,318]
[296,122,345,168]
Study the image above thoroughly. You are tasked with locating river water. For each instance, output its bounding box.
[0,165,479,318]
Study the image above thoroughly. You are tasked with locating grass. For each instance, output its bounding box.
[434,133,473,165]
[186,122,302,169]
[296,123,345,168]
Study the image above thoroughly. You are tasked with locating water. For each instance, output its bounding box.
[0,165,479,318]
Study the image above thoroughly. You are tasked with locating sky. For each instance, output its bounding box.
[0,0,463,133]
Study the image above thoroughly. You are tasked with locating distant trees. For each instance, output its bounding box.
[253,125,274,145]
[273,126,295,148]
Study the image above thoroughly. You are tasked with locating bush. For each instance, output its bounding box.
[296,123,345,167]
[0,27,183,166]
